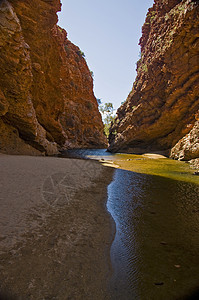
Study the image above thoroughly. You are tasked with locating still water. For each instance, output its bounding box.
[108,170,199,299]
[60,149,199,299]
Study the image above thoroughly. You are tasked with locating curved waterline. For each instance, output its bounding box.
[60,149,199,185]
[59,149,199,298]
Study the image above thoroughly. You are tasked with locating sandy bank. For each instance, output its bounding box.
[0,155,114,299]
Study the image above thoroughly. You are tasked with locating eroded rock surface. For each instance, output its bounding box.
[170,120,199,160]
[0,0,106,155]
[109,0,199,161]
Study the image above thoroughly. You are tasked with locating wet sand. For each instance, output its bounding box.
[0,155,114,299]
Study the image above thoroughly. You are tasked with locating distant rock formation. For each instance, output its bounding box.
[108,0,199,161]
[0,0,106,155]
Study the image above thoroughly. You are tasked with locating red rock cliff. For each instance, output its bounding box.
[0,0,106,155]
[108,0,199,160]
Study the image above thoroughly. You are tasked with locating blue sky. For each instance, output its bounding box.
[58,0,154,110]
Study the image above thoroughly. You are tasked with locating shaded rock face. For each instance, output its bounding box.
[108,0,199,160]
[0,0,106,155]
[170,120,199,160]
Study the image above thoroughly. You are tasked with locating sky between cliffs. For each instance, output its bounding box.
[58,0,154,110]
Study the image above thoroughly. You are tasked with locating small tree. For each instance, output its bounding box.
[99,102,115,138]
[99,102,113,114]
[103,114,115,137]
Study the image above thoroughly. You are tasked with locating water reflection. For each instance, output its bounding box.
[59,149,199,185]
[59,149,115,160]
[59,149,199,298]
[107,169,199,299]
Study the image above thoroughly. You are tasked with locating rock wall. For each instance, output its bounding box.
[170,119,199,160]
[108,0,199,160]
[0,0,106,155]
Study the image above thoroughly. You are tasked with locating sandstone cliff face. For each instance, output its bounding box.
[170,120,199,160]
[108,0,199,160]
[0,0,106,155]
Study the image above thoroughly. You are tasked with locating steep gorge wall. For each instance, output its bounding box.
[0,0,106,155]
[109,0,199,160]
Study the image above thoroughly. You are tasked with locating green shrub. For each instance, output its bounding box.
[112,130,117,136]
[178,6,185,12]
[77,49,85,58]
[142,64,148,72]
[138,63,148,73]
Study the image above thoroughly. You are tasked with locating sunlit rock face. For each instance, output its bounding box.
[0,0,106,155]
[108,0,199,161]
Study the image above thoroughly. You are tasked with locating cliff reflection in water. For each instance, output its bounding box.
[60,149,199,299]
[107,169,199,300]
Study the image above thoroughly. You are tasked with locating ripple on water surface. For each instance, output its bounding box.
[60,149,199,299]
[107,169,199,299]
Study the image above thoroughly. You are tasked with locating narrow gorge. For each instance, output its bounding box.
[109,0,199,165]
[0,0,198,164]
[0,1,199,299]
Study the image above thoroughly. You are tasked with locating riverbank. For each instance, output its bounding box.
[0,155,114,299]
